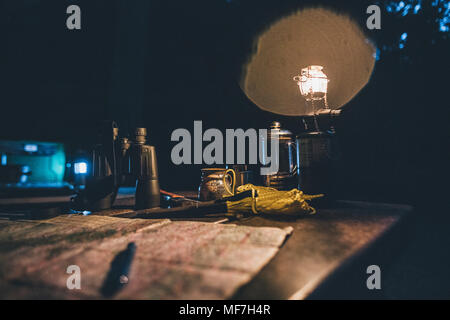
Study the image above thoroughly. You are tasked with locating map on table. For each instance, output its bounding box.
[0,215,292,299]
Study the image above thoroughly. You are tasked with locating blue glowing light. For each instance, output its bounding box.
[414,4,421,14]
[1,154,6,166]
[24,144,38,152]
[373,47,381,61]
[74,162,88,174]
[402,4,411,16]
[399,32,408,49]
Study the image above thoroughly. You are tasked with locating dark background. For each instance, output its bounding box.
[1,0,449,298]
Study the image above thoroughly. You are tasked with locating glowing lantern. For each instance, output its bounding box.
[293,65,329,105]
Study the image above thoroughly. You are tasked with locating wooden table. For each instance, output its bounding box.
[230,200,412,299]
[0,190,412,299]
[118,191,413,299]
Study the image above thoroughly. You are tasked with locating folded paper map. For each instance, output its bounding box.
[0,215,292,299]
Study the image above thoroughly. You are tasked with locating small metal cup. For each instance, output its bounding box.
[198,168,235,201]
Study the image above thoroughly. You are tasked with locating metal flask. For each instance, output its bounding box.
[260,121,297,190]
[296,129,337,196]
[262,122,338,196]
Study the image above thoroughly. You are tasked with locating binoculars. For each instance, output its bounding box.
[72,121,160,211]
[123,128,160,210]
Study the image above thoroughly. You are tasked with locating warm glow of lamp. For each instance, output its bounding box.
[293,65,330,131]
[293,65,329,104]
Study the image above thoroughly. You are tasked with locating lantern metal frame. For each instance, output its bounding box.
[293,65,330,132]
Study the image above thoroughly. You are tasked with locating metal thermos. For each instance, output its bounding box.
[296,130,336,195]
[260,120,338,194]
[261,121,297,190]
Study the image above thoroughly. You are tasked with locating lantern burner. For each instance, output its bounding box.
[294,65,331,132]
[293,65,329,101]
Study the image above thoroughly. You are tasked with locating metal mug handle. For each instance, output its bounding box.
[222,169,236,196]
